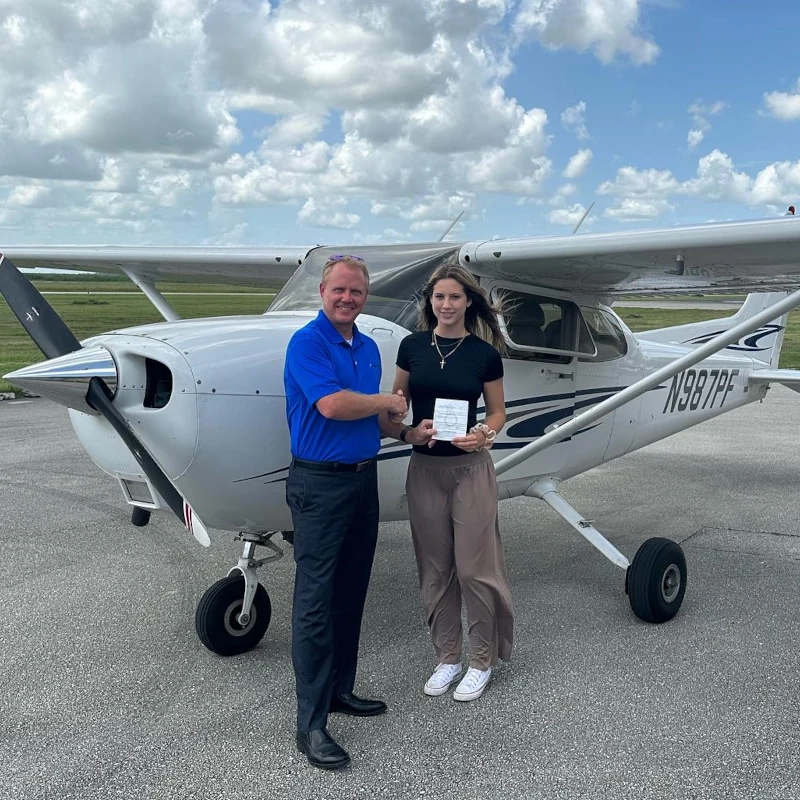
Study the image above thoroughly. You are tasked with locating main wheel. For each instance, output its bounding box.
[195,575,272,656]
[626,537,687,623]
[130,507,151,527]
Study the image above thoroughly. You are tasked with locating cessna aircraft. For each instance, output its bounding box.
[4,215,800,657]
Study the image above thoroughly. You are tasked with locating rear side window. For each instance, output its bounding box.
[579,307,628,362]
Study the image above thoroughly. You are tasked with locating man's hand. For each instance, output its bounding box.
[408,419,437,447]
[386,389,408,422]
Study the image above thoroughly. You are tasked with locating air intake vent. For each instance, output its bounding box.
[121,478,155,505]
[144,358,173,408]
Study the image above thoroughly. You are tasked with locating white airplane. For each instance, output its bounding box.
[4,216,800,657]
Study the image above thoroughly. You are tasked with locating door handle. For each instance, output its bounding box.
[545,369,574,380]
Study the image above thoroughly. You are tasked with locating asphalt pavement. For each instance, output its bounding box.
[1,393,798,800]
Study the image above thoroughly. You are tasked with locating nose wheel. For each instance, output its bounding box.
[195,574,272,656]
[195,531,285,656]
[130,506,151,527]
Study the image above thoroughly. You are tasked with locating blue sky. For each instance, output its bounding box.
[2,0,800,248]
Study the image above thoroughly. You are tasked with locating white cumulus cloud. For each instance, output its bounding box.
[563,148,593,178]
[514,0,660,65]
[763,79,800,121]
[686,100,726,150]
[0,0,688,243]
[561,101,589,140]
[599,149,800,220]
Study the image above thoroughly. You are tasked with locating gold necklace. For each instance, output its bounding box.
[432,331,468,369]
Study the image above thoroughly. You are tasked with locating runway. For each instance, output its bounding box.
[1,394,798,800]
[612,299,742,309]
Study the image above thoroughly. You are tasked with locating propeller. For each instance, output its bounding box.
[0,253,210,546]
[0,254,82,359]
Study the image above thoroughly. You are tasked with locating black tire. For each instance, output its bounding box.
[195,575,271,656]
[626,537,687,624]
[130,507,151,527]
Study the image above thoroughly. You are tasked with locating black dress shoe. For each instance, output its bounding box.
[329,692,387,717]
[296,728,350,770]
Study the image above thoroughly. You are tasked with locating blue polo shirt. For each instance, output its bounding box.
[284,310,382,463]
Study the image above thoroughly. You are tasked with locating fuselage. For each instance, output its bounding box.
[63,305,767,535]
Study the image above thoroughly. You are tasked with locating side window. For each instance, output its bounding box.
[579,307,628,362]
[505,293,555,348]
[499,289,594,362]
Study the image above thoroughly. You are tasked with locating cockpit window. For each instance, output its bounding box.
[268,243,460,329]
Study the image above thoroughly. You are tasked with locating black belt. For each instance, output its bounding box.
[291,457,375,473]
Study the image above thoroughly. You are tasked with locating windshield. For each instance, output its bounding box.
[269,243,460,329]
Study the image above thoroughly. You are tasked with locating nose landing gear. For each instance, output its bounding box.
[195,531,287,656]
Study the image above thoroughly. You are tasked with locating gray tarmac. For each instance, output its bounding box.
[1,393,798,800]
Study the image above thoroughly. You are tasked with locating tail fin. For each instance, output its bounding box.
[636,292,789,367]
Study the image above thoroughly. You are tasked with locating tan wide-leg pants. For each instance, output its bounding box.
[406,449,514,670]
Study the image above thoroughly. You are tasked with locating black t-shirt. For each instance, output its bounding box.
[396,331,504,457]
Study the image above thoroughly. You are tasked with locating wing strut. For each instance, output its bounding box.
[121,267,181,322]
[494,286,800,478]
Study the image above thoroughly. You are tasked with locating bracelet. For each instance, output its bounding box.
[400,425,413,443]
[471,423,497,450]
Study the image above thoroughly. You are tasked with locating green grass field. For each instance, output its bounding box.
[35,281,277,294]
[2,285,800,395]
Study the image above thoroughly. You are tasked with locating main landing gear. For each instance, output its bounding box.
[526,479,687,623]
[195,531,287,656]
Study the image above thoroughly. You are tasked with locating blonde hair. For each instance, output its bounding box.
[321,255,370,286]
[417,260,510,353]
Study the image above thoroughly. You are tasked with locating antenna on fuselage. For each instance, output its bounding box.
[438,210,466,242]
[572,201,595,234]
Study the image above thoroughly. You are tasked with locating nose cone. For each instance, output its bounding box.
[4,345,117,414]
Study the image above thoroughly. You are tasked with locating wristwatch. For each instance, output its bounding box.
[400,425,413,443]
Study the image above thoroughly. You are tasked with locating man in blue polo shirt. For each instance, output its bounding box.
[284,254,408,771]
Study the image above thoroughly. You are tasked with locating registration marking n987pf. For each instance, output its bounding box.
[662,368,740,414]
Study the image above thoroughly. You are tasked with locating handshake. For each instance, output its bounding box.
[381,390,437,447]
[384,389,408,423]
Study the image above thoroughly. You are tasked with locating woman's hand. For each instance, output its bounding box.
[451,429,487,452]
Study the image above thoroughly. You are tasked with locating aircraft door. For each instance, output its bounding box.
[496,294,578,480]
[576,306,640,463]
[499,356,572,479]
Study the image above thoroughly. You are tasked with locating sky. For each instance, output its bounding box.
[3,0,800,248]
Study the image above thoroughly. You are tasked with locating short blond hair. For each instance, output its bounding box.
[321,255,370,286]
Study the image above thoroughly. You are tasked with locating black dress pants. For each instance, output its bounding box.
[286,461,379,732]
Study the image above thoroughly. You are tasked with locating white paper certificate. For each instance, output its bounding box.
[432,398,469,441]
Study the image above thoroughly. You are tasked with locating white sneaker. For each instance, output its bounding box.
[423,663,463,696]
[453,667,492,701]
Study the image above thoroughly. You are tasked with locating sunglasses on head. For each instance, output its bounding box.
[325,253,365,264]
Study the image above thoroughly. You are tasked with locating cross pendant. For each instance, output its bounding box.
[440,359,445,369]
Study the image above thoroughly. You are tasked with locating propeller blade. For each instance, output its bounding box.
[0,253,82,359]
[85,377,211,547]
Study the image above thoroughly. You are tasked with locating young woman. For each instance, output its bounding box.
[392,261,514,701]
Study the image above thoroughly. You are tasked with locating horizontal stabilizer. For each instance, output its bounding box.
[749,369,800,394]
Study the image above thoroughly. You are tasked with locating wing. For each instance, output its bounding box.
[460,217,800,295]
[1,245,314,286]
